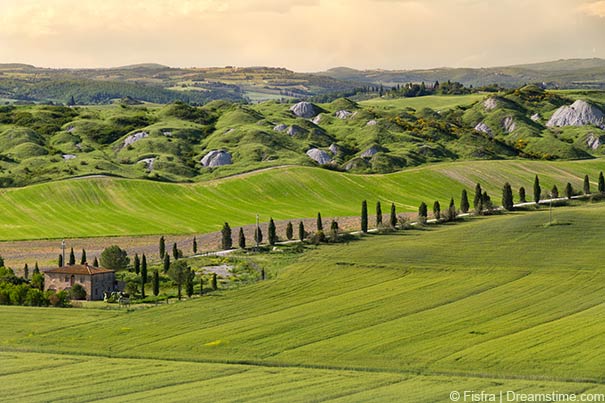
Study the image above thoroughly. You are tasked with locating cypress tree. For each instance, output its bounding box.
[80,249,87,265]
[268,218,277,246]
[376,201,382,226]
[502,182,514,211]
[34,262,39,274]
[192,237,198,254]
[69,248,75,265]
[152,269,160,296]
[418,202,428,219]
[533,175,541,204]
[519,187,527,203]
[316,212,323,231]
[221,223,232,250]
[211,273,218,290]
[482,191,493,212]
[140,274,146,299]
[584,174,590,195]
[460,189,469,213]
[599,172,605,193]
[141,254,148,284]
[93,257,99,267]
[565,182,573,199]
[159,236,165,259]
[23,264,28,280]
[186,269,194,298]
[199,277,204,296]
[448,198,457,221]
[361,200,368,233]
[254,225,263,245]
[286,222,293,240]
[58,254,63,267]
[298,221,305,241]
[551,185,559,199]
[261,268,266,280]
[390,203,397,228]
[163,253,170,273]
[473,183,483,211]
[134,253,140,275]
[433,201,441,220]
[172,242,179,260]
[238,227,246,249]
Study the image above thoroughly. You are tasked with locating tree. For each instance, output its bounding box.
[140,274,146,299]
[93,257,99,267]
[33,262,39,274]
[69,247,76,265]
[584,174,591,195]
[298,221,305,241]
[67,95,76,106]
[211,273,218,290]
[565,182,573,199]
[444,198,457,222]
[551,185,559,199]
[70,283,86,300]
[172,242,179,260]
[163,253,170,273]
[152,270,160,296]
[330,220,339,241]
[133,253,140,275]
[482,191,493,212]
[168,260,189,300]
[390,203,397,228]
[238,227,246,249]
[185,269,194,298]
[519,187,527,203]
[376,201,382,226]
[533,175,541,204]
[599,172,605,193]
[23,264,28,280]
[460,189,470,213]
[361,200,368,233]
[268,218,277,246]
[159,236,166,259]
[286,222,293,240]
[192,236,198,254]
[502,182,514,211]
[221,222,232,250]
[254,225,263,246]
[473,183,483,212]
[58,254,63,267]
[316,212,323,231]
[199,277,204,296]
[99,245,129,271]
[418,202,428,220]
[80,249,87,265]
[433,201,441,220]
[141,254,148,287]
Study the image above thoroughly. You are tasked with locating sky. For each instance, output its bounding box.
[0,0,604,71]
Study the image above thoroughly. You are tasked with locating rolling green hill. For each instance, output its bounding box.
[4,204,605,401]
[1,159,605,240]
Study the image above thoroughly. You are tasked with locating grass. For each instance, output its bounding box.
[2,159,605,240]
[359,93,486,111]
[5,205,605,400]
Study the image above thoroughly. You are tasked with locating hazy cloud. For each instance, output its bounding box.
[580,1,605,17]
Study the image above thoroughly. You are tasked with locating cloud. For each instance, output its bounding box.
[580,0,605,17]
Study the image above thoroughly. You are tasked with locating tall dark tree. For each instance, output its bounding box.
[58,254,63,267]
[433,201,441,220]
[93,257,99,267]
[519,187,527,203]
[23,264,28,280]
[238,227,246,249]
[141,254,148,285]
[502,182,514,211]
[268,218,277,246]
[80,249,87,265]
[152,269,160,296]
[599,172,605,193]
[133,253,140,275]
[172,242,179,260]
[185,269,194,298]
[163,253,170,273]
[211,273,218,290]
[69,247,76,265]
[376,201,382,226]
[298,221,305,241]
[565,182,573,199]
[533,175,541,204]
[482,191,493,212]
[140,273,146,299]
[221,222,232,250]
[34,262,39,274]
[390,203,397,228]
[192,236,198,254]
[551,185,559,199]
[159,236,165,259]
[168,260,189,300]
[446,198,457,221]
[584,174,591,195]
[67,95,76,106]
[329,220,339,241]
[316,212,323,231]
[286,222,293,240]
[418,202,428,219]
[254,225,263,246]
[199,277,204,296]
[473,183,483,212]
[361,200,368,233]
[460,189,470,214]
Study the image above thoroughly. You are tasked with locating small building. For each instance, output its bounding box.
[44,264,118,301]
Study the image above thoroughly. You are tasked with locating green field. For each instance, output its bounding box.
[4,205,605,401]
[2,159,605,240]
[359,93,486,111]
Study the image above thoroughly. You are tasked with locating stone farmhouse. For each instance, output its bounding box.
[44,263,119,301]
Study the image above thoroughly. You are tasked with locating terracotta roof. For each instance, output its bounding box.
[45,264,114,275]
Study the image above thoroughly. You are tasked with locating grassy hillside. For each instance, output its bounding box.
[5,205,605,401]
[2,159,605,240]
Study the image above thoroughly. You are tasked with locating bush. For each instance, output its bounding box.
[48,290,69,307]
[69,283,87,300]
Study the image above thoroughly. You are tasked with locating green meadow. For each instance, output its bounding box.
[4,204,605,401]
[359,93,486,111]
[1,159,605,240]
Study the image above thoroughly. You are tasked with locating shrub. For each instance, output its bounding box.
[69,283,87,300]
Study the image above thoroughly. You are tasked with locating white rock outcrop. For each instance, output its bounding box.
[62,154,76,160]
[287,125,306,136]
[366,119,378,126]
[530,113,541,122]
[329,143,340,155]
[361,145,381,158]
[483,97,498,111]
[335,110,353,119]
[587,134,603,150]
[138,157,155,171]
[306,148,332,165]
[273,124,287,132]
[474,122,493,136]
[312,115,322,125]
[546,100,605,128]
[123,131,148,147]
[290,102,321,118]
[201,150,232,167]
[502,116,516,133]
